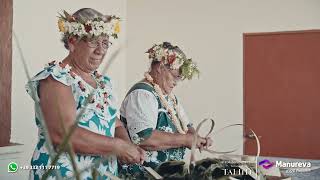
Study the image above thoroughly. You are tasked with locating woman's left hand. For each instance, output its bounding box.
[187,127,213,150]
[203,137,213,149]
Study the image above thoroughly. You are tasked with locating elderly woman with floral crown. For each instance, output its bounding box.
[25,8,144,180]
[119,42,213,177]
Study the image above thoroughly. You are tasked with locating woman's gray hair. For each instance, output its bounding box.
[61,8,108,50]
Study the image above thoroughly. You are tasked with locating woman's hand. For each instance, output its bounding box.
[184,133,213,151]
[202,137,213,149]
[136,146,146,164]
[184,133,206,149]
[114,139,145,164]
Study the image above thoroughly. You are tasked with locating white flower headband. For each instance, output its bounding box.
[58,10,120,40]
[146,42,200,80]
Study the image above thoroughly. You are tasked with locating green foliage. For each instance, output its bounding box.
[180,58,200,80]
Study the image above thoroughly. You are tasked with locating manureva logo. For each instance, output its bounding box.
[276,161,311,168]
[259,159,312,169]
[259,159,275,169]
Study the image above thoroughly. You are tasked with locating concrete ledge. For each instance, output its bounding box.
[0,143,30,179]
[0,143,25,160]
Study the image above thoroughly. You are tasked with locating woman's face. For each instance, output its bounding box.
[71,36,109,72]
[158,65,182,94]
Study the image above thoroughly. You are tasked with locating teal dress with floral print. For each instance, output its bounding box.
[119,82,191,178]
[26,61,118,180]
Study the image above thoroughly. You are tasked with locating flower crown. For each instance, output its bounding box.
[146,42,200,80]
[57,10,120,40]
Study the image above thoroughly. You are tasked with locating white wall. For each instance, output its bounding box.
[126,0,320,158]
[4,0,126,179]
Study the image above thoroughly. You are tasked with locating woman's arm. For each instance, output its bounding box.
[115,119,131,142]
[138,126,212,151]
[115,118,145,163]
[138,131,191,151]
[138,131,207,151]
[39,76,142,163]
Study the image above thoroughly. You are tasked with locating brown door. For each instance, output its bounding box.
[244,30,320,159]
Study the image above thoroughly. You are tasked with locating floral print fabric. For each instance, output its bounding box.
[26,61,118,180]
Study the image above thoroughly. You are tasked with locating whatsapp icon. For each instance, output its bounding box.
[8,162,18,173]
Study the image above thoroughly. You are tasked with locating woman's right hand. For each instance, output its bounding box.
[114,139,145,164]
[184,133,207,150]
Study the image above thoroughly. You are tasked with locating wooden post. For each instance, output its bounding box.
[0,0,13,146]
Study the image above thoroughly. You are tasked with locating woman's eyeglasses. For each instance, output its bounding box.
[166,66,182,82]
[86,39,112,49]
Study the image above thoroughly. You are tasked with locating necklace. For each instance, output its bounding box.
[68,61,98,89]
[144,72,189,134]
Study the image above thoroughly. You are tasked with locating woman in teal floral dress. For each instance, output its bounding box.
[26,8,144,180]
[119,42,213,177]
